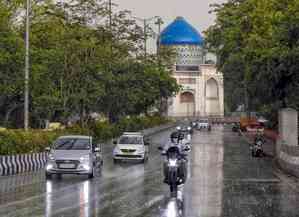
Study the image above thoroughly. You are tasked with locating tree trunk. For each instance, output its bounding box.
[4,103,19,127]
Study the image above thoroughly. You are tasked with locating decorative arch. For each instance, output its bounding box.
[179,91,195,117]
[205,78,220,116]
[206,78,219,99]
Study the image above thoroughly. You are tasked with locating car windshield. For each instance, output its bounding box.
[54,138,90,150]
[119,136,142,145]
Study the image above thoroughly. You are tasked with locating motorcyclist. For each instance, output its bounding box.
[254,129,265,144]
[251,129,265,157]
[162,131,188,184]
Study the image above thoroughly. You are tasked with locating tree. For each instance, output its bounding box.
[205,0,299,122]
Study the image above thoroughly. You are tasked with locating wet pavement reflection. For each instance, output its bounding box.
[1,126,299,217]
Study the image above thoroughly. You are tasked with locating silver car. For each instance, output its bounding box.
[45,135,103,179]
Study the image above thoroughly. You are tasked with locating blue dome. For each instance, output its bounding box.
[159,17,204,46]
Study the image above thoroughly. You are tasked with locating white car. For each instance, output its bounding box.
[113,132,149,163]
[197,119,211,131]
[45,135,103,179]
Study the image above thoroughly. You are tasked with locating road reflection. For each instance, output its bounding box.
[45,178,94,217]
[161,189,184,217]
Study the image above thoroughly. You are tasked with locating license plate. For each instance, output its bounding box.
[59,163,75,169]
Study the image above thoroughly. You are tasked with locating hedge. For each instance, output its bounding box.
[0,115,170,155]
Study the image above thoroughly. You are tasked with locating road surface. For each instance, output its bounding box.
[1,126,299,217]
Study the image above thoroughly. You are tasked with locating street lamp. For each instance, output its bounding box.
[155,17,164,55]
[24,0,30,131]
[133,16,160,59]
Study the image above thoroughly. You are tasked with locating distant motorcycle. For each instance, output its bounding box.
[251,135,264,157]
[158,135,191,197]
[232,123,240,132]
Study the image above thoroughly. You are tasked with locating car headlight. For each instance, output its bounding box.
[113,146,121,155]
[80,155,90,163]
[48,154,55,161]
[168,159,178,167]
[176,126,181,131]
[46,164,53,171]
[187,127,191,130]
[137,149,145,154]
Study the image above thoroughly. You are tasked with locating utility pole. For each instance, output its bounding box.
[108,0,113,55]
[108,0,112,28]
[155,17,163,54]
[133,16,159,60]
[24,0,30,131]
[143,19,147,59]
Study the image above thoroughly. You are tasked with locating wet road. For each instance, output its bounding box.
[1,126,299,217]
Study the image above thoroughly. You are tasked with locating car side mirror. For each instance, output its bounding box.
[113,140,117,145]
[145,139,150,146]
[45,147,51,152]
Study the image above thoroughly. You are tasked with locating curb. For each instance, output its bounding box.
[0,153,47,176]
[0,123,175,176]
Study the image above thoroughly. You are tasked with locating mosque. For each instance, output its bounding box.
[158,17,224,118]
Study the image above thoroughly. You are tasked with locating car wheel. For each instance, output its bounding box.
[45,172,52,180]
[113,159,118,164]
[56,174,62,179]
[88,167,94,179]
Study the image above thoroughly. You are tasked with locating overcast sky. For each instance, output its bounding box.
[113,0,226,52]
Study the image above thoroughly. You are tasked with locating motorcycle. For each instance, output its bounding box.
[251,137,264,157]
[159,144,191,197]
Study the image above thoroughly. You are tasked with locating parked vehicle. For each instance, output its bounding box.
[232,123,240,132]
[113,132,149,163]
[45,135,103,179]
[197,119,211,131]
[246,123,264,132]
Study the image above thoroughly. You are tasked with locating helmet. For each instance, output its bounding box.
[170,131,180,143]
[178,132,184,141]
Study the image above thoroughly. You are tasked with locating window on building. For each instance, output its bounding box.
[176,65,199,71]
[179,78,196,84]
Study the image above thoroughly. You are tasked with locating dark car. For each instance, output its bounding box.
[176,125,193,134]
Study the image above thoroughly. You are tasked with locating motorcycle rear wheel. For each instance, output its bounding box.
[170,184,177,197]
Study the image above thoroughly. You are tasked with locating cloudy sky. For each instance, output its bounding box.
[113,0,226,52]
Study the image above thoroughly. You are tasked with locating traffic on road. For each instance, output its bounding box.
[1,124,299,217]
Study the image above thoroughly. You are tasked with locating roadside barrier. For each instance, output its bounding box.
[0,153,47,176]
[0,123,176,176]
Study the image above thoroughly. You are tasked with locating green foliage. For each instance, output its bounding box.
[0,0,179,127]
[0,115,170,155]
[205,0,299,121]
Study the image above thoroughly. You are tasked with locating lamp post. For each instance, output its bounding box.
[155,17,164,55]
[133,16,160,59]
[24,0,30,131]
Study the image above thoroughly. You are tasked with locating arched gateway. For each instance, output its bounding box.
[206,78,220,116]
[180,92,195,117]
[159,17,224,118]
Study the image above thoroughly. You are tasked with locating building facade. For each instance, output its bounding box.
[159,17,224,117]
